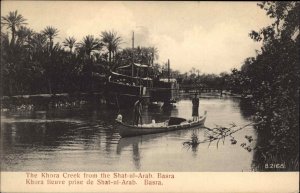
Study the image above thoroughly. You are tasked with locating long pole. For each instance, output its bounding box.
[168,59,170,82]
[132,31,134,78]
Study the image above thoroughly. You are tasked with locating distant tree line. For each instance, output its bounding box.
[1,11,160,96]
[177,69,229,90]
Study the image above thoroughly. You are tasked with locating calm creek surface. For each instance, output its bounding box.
[1,97,256,171]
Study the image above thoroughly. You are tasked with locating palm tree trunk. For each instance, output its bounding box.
[152,52,154,66]
[47,79,52,94]
[109,51,111,63]
[89,71,94,94]
[8,78,13,96]
[49,37,53,55]
[11,27,16,46]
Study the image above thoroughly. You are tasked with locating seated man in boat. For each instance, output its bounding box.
[192,93,199,121]
[133,98,143,125]
[116,114,123,122]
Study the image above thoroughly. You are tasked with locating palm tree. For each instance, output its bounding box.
[28,33,48,54]
[41,26,59,94]
[149,47,159,65]
[16,26,33,46]
[1,10,27,46]
[77,35,102,93]
[196,69,200,77]
[63,36,77,53]
[42,26,59,50]
[78,35,102,58]
[101,30,122,63]
[25,33,50,92]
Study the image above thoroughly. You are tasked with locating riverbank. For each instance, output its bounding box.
[1,92,106,112]
[1,91,253,113]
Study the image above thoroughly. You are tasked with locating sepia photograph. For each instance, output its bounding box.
[1,1,299,192]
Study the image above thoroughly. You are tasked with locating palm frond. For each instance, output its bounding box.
[1,10,27,30]
[42,26,59,40]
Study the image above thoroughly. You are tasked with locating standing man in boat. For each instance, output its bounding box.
[133,97,143,125]
[192,93,199,121]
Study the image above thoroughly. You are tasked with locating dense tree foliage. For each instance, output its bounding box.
[0,11,166,96]
[229,2,299,170]
[1,10,236,96]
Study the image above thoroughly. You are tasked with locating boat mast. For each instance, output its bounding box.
[168,59,170,82]
[132,31,134,78]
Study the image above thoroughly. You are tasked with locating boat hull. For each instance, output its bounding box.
[115,113,207,138]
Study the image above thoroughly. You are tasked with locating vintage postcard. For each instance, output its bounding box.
[1,1,299,192]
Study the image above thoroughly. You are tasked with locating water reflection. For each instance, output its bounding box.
[1,97,257,171]
[239,98,256,119]
[117,135,157,170]
[132,143,141,170]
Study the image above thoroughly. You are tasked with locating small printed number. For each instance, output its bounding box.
[265,163,286,169]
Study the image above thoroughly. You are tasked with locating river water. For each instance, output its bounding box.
[1,97,256,171]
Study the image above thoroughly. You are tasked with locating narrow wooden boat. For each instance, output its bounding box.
[115,111,207,138]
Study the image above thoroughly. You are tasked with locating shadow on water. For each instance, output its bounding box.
[2,121,102,152]
[116,137,142,170]
[239,98,256,119]
[116,128,203,170]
